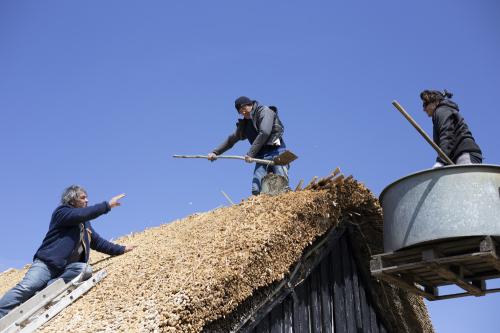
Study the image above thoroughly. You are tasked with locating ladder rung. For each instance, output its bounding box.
[0,279,67,332]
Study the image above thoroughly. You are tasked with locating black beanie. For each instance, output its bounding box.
[234,96,253,110]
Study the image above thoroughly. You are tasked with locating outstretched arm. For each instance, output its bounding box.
[89,225,133,255]
[54,194,126,227]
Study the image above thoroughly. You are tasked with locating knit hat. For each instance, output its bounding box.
[234,96,253,110]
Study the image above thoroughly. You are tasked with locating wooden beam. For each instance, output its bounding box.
[304,176,318,190]
[372,271,436,300]
[480,236,500,272]
[294,179,304,191]
[423,249,484,295]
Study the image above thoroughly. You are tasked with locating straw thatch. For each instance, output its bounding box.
[0,171,434,333]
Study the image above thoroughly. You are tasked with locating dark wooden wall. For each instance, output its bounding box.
[249,234,388,333]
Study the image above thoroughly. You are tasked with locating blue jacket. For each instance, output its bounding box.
[34,202,125,270]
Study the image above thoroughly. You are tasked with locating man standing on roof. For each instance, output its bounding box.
[207,96,289,195]
[0,185,136,319]
[421,89,483,167]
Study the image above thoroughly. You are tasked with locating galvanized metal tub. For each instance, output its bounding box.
[380,164,500,252]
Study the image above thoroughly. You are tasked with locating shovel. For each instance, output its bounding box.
[173,149,298,166]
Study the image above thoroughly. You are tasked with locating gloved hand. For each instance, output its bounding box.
[432,162,444,169]
[207,152,218,161]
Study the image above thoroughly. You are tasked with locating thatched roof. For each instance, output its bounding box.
[0,172,434,333]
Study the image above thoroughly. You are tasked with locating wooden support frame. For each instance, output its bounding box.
[370,236,500,300]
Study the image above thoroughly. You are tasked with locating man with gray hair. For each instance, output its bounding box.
[0,185,135,319]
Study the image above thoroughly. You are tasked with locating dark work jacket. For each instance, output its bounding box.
[432,100,482,164]
[213,102,285,158]
[34,202,125,270]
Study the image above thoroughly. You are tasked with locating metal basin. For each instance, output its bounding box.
[380,164,500,252]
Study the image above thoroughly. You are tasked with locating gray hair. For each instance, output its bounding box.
[61,185,87,206]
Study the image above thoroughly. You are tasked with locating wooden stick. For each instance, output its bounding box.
[173,154,274,165]
[221,190,235,205]
[392,101,454,165]
[304,176,318,190]
[294,180,304,191]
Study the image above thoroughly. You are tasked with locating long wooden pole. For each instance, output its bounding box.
[392,100,454,165]
[172,154,274,165]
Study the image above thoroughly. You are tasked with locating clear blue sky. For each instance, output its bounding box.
[1,1,499,332]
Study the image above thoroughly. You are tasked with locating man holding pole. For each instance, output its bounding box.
[420,89,483,167]
[207,96,289,195]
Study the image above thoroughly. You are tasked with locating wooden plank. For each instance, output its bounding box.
[357,274,371,333]
[370,256,384,271]
[373,271,436,300]
[309,268,322,333]
[269,302,283,333]
[423,250,484,296]
[318,260,333,333]
[369,304,380,333]
[332,243,347,333]
[480,237,500,272]
[340,237,357,333]
[282,297,293,333]
[374,251,494,275]
[374,237,486,266]
[254,314,270,333]
[304,176,318,190]
[350,249,363,331]
[432,287,500,301]
[480,236,496,252]
[372,243,494,299]
[292,282,309,333]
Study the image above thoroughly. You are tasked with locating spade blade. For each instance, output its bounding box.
[272,150,298,165]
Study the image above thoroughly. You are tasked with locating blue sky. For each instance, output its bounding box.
[1,1,499,331]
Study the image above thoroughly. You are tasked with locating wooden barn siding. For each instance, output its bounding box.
[250,234,388,333]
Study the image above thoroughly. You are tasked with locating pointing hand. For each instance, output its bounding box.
[109,194,126,208]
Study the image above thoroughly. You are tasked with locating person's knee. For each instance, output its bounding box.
[19,274,50,292]
[59,263,93,283]
[73,263,93,281]
[83,265,93,280]
[274,166,289,179]
[14,282,42,298]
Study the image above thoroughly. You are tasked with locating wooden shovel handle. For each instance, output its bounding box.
[392,101,454,165]
[172,155,274,165]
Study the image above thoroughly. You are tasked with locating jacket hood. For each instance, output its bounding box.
[249,100,261,117]
[438,99,459,111]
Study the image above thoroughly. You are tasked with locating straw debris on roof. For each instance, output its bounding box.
[0,170,434,333]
